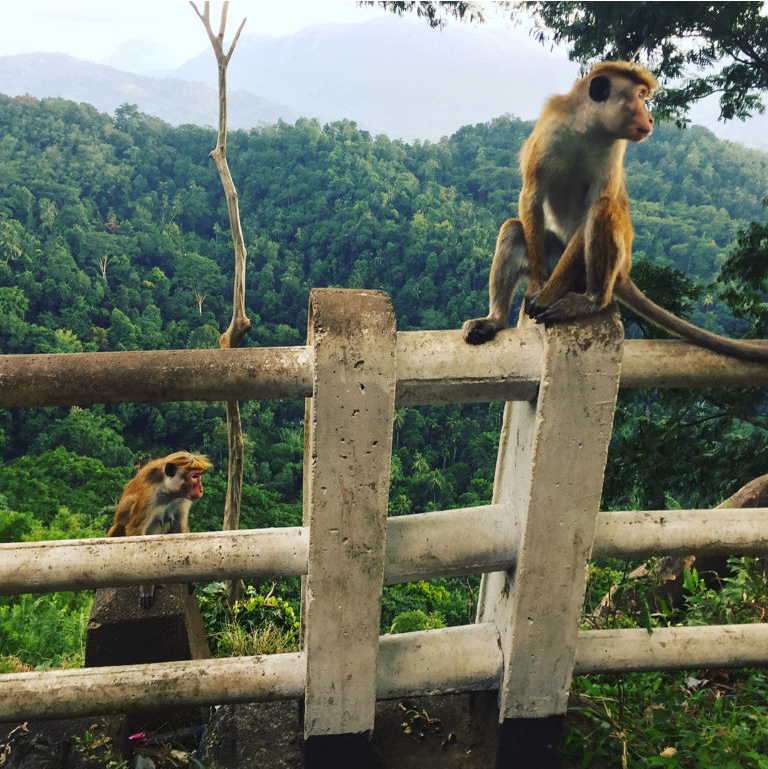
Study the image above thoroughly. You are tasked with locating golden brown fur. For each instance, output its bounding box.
[463,61,768,362]
[107,451,212,608]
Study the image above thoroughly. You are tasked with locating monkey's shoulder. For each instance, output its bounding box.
[115,489,141,511]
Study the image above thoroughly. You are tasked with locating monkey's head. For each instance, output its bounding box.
[582,61,657,143]
[162,451,212,501]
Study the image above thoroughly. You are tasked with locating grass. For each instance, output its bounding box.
[564,670,768,768]
[561,555,768,767]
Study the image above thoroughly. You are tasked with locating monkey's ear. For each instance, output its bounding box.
[589,75,611,102]
[164,462,178,478]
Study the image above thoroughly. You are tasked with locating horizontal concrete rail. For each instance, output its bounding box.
[0,624,501,722]
[376,623,503,699]
[3,507,767,596]
[397,334,768,401]
[4,620,767,721]
[592,508,768,559]
[0,505,518,595]
[574,623,768,674]
[0,528,310,595]
[2,335,768,410]
[620,340,768,389]
[0,346,313,408]
[0,652,307,721]
[384,504,519,584]
[395,329,543,404]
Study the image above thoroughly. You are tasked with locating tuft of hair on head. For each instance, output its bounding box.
[586,60,658,94]
[161,451,213,472]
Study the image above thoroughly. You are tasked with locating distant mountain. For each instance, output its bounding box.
[101,39,182,78]
[0,52,295,129]
[0,18,577,141]
[1,17,766,149]
[172,16,578,141]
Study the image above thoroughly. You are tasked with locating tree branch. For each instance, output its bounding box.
[191,2,250,604]
[191,2,251,350]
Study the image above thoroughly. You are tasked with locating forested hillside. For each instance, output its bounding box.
[0,90,766,539]
[1,91,768,538]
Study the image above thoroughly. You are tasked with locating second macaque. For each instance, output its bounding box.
[107,451,212,609]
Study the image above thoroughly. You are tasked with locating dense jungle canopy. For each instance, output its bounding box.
[1,93,768,533]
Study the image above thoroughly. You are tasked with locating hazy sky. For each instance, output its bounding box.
[0,1,447,66]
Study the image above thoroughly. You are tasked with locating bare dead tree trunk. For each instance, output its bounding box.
[191,1,250,604]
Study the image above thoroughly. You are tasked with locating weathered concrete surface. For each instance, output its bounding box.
[302,289,397,741]
[0,346,313,408]
[85,584,210,668]
[194,700,304,769]
[0,527,309,597]
[477,308,624,720]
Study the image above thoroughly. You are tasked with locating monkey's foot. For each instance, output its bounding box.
[462,317,502,345]
[139,584,155,610]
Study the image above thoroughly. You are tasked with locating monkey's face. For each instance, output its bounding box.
[163,460,207,500]
[183,469,205,500]
[622,81,654,142]
[588,74,654,143]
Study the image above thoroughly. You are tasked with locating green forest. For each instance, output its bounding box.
[1,93,767,519]
[2,88,768,765]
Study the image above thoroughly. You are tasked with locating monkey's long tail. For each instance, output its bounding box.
[614,278,768,364]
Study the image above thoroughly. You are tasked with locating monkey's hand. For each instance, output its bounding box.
[531,293,602,325]
[524,289,555,321]
[462,317,501,345]
[524,293,541,318]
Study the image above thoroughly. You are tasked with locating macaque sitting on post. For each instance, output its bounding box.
[462,60,768,363]
[107,451,212,609]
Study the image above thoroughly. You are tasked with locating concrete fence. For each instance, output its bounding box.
[2,288,768,767]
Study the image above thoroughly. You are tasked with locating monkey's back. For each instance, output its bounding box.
[106,462,164,537]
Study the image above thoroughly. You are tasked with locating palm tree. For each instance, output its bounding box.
[392,407,406,449]
[389,493,412,517]
[428,468,445,504]
[412,451,429,475]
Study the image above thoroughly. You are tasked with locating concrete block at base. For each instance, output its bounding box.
[85,583,211,667]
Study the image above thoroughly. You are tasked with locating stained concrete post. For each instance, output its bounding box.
[477,308,624,768]
[301,289,397,767]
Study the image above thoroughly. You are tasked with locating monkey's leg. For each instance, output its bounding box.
[524,228,586,319]
[532,198,623,324]
[464,220,564,344]
[463,219,529,344]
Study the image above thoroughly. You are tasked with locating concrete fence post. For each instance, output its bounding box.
[476,308,624,768]
[301,288,397,767]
